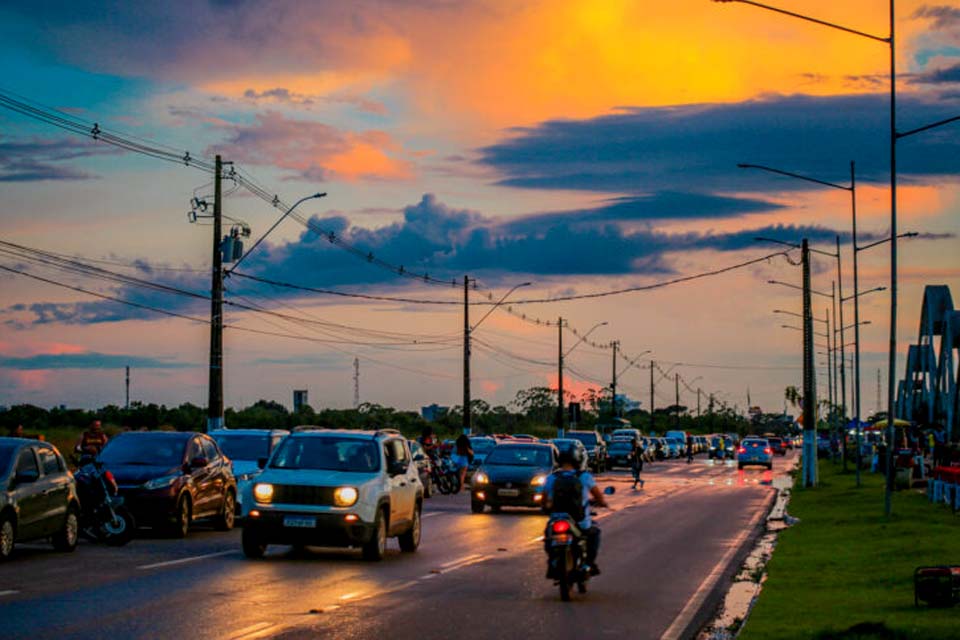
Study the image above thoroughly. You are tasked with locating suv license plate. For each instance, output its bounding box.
[497,489,519,497]
[283,516,316,528]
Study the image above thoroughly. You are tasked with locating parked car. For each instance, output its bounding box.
[242,429,423,561]
[211,428,288,514]
[510,434,541,442]
[738,438,773,470]
[549,439,589,471]
[606,440,636,469]
[767,436,787,456]
[100,431,237,537]
[696,436,709,454]
[468,436,497,471]
[408,440,434,498]
[0,438,79,560]
[664,437,683,458]
[783,436,795,450]
[471,442,556,513]
[610,428,642,443]
[665,431,688,450]
[708,436,728,460]
[565,430,607,472]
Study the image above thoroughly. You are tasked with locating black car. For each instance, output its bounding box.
[565,430,607,472]
[100,431,237,537]
[470,443,556,513]
[606,440,635,469]
[0,437,80,560]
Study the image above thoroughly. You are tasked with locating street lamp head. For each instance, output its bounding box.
[312,192,328,199]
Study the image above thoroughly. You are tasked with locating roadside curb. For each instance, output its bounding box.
[664,484,780,640]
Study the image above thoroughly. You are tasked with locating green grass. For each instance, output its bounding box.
[741,462,959,640]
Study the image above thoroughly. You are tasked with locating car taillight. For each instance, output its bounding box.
[552,520,571,533]
[105,470,115,483]
[764,448,772,455]
[738,447,746,454]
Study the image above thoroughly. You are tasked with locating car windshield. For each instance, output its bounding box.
[0,444,16,477]
[484,446,552,467]
[567,433,598,446]
[214,434,271,461]
[271,437,380,472]
[470,438,496,453]
[100,434,185,467]
[711,438,722,447]
[609,442,632,453]
[666,438,680,445]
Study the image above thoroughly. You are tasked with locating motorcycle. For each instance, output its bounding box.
[74,458,136,546]
[544,487,614,601]
[429,455,461,495]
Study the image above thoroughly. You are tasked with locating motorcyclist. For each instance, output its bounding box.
[544,447,608,575]
[419,426,440,462]
[76,419,108,456]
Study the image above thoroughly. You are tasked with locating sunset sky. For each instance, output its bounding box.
[1,1,958,417]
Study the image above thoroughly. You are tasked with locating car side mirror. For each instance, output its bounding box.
[257,457,267,469]
[388,460,408,476]
[190,456,208,469]
[603,486,615,495]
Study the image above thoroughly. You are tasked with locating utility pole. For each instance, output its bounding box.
[876,369,882,417]
[207,154,224,433]
[801,238,818,487]
[674,372,680,430]
[557,317,564,436]
[836,236,848,473]
[649,360,655,434]
[463,275,471,435]
[611,340,619,417]
[825,307,833,435]
[697,388,702,418]
[353,358,360,409]
[125,366,130,410]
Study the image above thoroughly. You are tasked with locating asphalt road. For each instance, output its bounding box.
[0,451,796,640]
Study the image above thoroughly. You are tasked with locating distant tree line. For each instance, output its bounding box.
[1,385,754,439]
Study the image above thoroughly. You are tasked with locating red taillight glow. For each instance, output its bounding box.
[105,471,115,482]
[764,448,772,455]
[738,447,746,454]
[552,520,571,533]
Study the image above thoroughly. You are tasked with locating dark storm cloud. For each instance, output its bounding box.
[0,137,118,181]
[479,93,960,194]
[8,194,946,327]
[0,352,192,370]
[912,62,960,84]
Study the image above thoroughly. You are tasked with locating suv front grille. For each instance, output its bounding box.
[271,484,337,506]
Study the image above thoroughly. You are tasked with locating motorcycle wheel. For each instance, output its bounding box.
[435,474,452,495]
[103,506,136,547]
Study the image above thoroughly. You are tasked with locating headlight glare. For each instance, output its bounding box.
[473,471,489,485]
[531,474,547,487]
[143,474,179,490]
[253,483,274,503]
[334,486,358,507]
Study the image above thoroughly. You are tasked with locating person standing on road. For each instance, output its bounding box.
[686,435,694,463]
[452,433,473,493]
[77,419,108,455]
[630,439,644,489]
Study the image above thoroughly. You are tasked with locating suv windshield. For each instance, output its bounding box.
[100,434,186,467]
[271,437,380,472]
[609,441,632,453]
[470,438,496,454]
[485,446,552,467]
[214,434,270,461]
[567,433,598,446]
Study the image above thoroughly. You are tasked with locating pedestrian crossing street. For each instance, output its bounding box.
[599,456,795,491]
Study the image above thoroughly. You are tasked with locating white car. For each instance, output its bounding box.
[241,429,423,561]
[210,428,289,514]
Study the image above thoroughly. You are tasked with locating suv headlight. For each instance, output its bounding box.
[334,486,358,507]
[473,471,489,485]
[253,483,274,503]
[143,474,179,490]
[531,474,547,487]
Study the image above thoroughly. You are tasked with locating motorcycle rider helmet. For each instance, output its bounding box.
[557,446,583,468]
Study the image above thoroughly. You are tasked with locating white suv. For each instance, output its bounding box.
[241,429,423,561]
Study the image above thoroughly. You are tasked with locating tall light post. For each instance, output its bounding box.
[464,281,531,434]
[557,321,608,436]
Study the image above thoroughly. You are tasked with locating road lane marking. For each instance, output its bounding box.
[0,590,19,597]
[137,550,235,570]
[440,553,482,569]
[229,622,281,640]
[339,591,362,601]
[423,512,442,518]
[660,494,772,640]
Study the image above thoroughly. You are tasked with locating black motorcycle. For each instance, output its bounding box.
[74,458,136,546]
[544,487,614,601]
[429,455,460,495]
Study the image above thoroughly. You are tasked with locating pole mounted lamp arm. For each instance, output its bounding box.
[713,0,889,43]
[738,163,851,191]
[857,232,918,253]
[229,192,326,273]
[564,321,608,358]
[471,282,532,332]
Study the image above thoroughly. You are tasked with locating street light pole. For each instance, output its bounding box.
[850,161,864,486]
